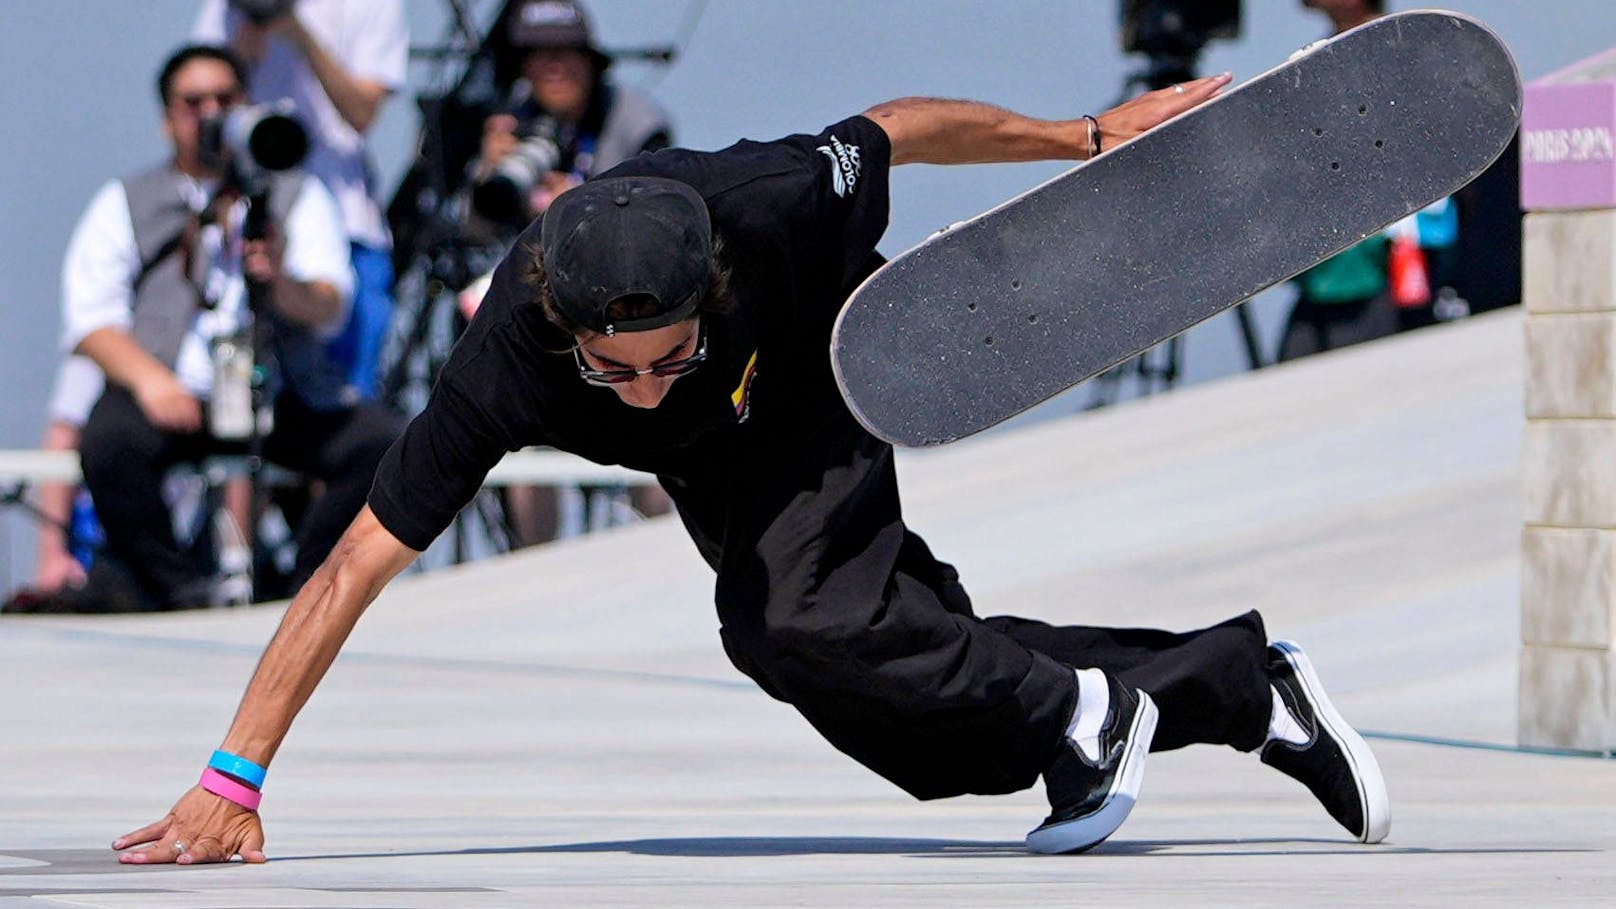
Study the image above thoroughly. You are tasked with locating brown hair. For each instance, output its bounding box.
[522,235,735,346]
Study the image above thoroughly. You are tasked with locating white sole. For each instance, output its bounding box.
[1272,639,1392,844]
[1025,691,1159,854]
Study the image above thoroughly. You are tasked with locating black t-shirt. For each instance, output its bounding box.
[369,115,893,551]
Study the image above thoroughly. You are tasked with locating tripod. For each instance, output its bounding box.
[182,181,285,605]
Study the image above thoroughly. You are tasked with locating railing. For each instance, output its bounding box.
[0,448,659,598]
[0,448,655,489]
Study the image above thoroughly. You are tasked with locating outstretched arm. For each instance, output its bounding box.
[272,14,392,134]
[864,74,1231,166]
[112,506,418,865]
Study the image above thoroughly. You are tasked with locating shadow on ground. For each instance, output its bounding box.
[4,839,1596,873]
[281,837,1596,861]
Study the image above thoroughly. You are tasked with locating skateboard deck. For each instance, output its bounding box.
[830,10,1522,447]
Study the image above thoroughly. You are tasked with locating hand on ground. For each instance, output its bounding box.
[112,786,266,866]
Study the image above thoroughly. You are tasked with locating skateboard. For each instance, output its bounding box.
[830,10,1522,447]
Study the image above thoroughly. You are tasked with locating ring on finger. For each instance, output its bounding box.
[173,840,186,853]
[1174,84,1186,94]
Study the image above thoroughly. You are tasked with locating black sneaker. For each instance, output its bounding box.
[1026,673,1158,854]
[1261,640,1391,843]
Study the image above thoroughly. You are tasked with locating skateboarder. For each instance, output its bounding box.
[114,75,1390,864]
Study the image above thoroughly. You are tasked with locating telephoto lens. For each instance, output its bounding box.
[199,102,310,188]
[471,133,563,224]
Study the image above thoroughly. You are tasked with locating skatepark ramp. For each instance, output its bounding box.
[8,306,1613,908]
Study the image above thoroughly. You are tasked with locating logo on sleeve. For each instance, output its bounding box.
[816,135,862,198]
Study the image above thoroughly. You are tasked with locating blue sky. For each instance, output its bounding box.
[1,0,1612,449]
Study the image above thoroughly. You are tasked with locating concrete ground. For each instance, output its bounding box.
[3,308,1613,908]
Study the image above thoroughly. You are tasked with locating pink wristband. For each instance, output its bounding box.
[199,767,263,811]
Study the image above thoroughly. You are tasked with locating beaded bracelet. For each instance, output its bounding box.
[200,767,263,811]
[208,749,267,789]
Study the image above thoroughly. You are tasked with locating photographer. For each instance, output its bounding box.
[467,0,672,233]
[62,45,399,611]
[462,0,675,545]
[193,0,409,402]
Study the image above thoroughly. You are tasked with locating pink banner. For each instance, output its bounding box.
[1522,51,1616,211]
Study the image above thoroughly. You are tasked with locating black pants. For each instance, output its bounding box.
[79,386,402,609]
[661,404,1272,801]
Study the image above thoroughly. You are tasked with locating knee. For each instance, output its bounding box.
[763,602,870,663]
[724,592,892,688]
[79,408,160,484]
[719,619,861,708]
[77,443,120,494]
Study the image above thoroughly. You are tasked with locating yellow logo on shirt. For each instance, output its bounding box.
[732,350,759,422]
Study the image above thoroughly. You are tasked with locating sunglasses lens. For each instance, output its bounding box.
[574,328,705,386]
[180,91,240,109]
[649,361,700,378]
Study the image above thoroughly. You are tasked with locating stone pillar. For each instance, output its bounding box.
[1520,49,1616,753]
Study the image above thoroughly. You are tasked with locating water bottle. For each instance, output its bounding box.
[210,332,255,440]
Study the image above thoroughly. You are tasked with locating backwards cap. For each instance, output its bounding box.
[539,176,712,335]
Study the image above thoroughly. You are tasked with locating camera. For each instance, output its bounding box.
[194,103,308,439]
[199,102,310,190]
[227,0,297,25]
[470,130,562,224]
[1119,0,1241,89]
[1120,0,1240,57]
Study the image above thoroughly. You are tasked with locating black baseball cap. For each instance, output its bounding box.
[540,176,713,336]
[508,0,611,69]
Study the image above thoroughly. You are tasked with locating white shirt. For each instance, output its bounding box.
[60,173,354,398]
[47,356,105,428]
[192,0,409,249]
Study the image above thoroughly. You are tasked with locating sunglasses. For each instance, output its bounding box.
[573,323,708,386]
[174,90,244,112]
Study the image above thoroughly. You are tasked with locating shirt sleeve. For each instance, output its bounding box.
[367,246,551,551]
[60,180,139,353]
[737,115,893,292]
[344,0,409,90]
[798,115,892,270]
[283,176,355,337]
[367,373,512,552]
[190,0,228,42]
[47,356,106,427]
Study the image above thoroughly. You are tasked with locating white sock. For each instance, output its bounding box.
[1066,668,1111,762]
[1267,685,1310,746]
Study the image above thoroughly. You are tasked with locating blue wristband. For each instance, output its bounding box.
[208,749,267,789]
